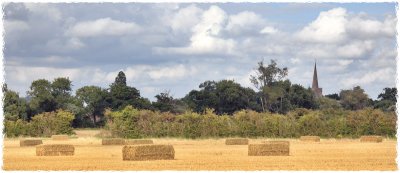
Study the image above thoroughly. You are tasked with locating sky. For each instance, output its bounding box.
[3,2,397,101]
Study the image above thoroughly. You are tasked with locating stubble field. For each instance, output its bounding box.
[3,130,397,171]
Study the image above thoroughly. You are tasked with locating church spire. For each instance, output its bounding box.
[312,60,323,97]
[312,60,319,89]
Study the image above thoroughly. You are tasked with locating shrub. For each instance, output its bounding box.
[30,109,75,137]
[4,119,29,137]
[297,112,323,136]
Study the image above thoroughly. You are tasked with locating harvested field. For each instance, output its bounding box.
[51,135,69,140]
[225,138,248,145]
[20,139,43,147]
[248,141,290,156]
[360,136,383,143]
[125,139,153,145]
[300,136,320,142]
[3,136,397,170]
[123,144,174,161]
[36,144,74,156]
[102,138,125,145]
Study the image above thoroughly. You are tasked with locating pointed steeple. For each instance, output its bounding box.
[312,60,319,89]
[312,60,323,97]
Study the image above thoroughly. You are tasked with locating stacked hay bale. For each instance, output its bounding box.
[122,144,175,161]
[102,138,125,145]
[51,135,69,140]
[36,144,74,156]
[248,141,290,156]
[225,138,249,145]
[300,136,320,142]
[20,139,43,147]
[360,135,383,143]
[125,139,153,145]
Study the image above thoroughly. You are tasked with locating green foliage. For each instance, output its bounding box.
[250,59,288,113]
[346,108,396,137]
[30,109,75,137]
[4,110,75,137]
[105,106,142,138]
[103,105,397,139]
[3,88,28,121]
[316,97,342,110]
[51,77,73,110]
[28,79,57,114]
[340,86,370,110]
[75,86,108,127]
[108,71,149,110]
[297,112,324,136]
[4,119,30,137]
[374,87,397,112]
[184,80,260,115]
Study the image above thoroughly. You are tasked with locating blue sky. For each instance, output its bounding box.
[3,3,397,101]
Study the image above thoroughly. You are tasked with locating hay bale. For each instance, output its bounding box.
[51,135,69,140]
[102,138,125,145]
[36,144,74,156]
[125,139,153,145]
[248,141,290,156]
[261,140,290,145]
[360,135,383,143]
[300,136,320,142]
[122,144,175,161]
[225,138,249,145]
[20,139,43,147]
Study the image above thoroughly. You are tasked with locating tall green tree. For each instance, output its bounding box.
[27,79,56,115]
[250,60,288,112]
[3,84,28,121]
[339,86,370,110]
[108,71,143,110]
[51,77,73,110]
[374,87,397,111]
[287,84,317,111]
[153,91,174,112]
[184,80,259,115]
[76,86,108,127]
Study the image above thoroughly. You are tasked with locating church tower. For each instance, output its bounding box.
[312,61,323,97]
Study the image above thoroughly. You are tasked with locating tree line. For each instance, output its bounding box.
[3,60,397,137]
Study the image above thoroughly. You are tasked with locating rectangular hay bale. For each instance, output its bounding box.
[300,136,320,142]
[102,138,125,145]
[248,141,290,156]
[51,135,69,140]
[125,139,153,145]
[36,144,74,156]
[20,139,43,147]
[122,144,175,161]
[360,135,383,143]
[225,138,249,145]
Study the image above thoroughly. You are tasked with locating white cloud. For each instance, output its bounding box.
[155,5,237,55]
[6,66,82,84]
[290,58,300,64]
[169,5,203,33]
[341,68,394,88]
[296,7,347,43]
[260,26,278,34]
[66,18,141,37]
[296,8,396,44]
[24,3,62,22]
[4,20,29,32]
[66,37,85,49]
[347,14,396,39]
[148,64,197,80]
[337,40,374,58]
[226,11,265,35]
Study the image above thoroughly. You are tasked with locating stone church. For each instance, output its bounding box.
[312,61,323,97]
